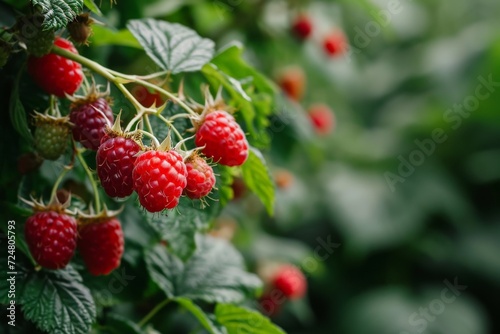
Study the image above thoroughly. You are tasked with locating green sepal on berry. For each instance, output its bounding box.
[14,14,55,57]
[33,111,72,160]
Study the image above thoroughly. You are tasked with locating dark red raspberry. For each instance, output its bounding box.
[70,97,114,150]
[195,111,249,166]
[277,66,306,101]
[133,150,187,212]
[272,265,307,299]
[184,155,215,199]
[27,37,83,97]
[78,218,124,276]
[323,31,348,57]
[131,85,164,107]
[97,135,141,198]
[308,104,335,135]
[292,14,313,40]
[25,211,77,269]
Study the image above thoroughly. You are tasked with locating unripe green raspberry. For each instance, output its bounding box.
[34,112,71,160]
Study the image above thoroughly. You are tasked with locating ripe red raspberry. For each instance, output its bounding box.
[70,97,114,150]
[78,218,124,276]
[277,66,306,101]
[308,104,335,135]
[272,265,307,299]
[292,14,313,40]
[133,150,187,212]
[27,37,83,97]
[97,135,141,198]
[184,155,215,199]
[25,211,77,269]
[323,31,348,57]
[131,85,164,107]
[195,111,249,166]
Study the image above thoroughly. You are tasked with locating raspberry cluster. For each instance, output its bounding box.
[23,200,124,276]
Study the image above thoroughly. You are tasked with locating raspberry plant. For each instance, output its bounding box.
[0,1,280,333]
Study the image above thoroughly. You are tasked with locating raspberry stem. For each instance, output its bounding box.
[49,164,73,203]
[75,147,101,213]
[51,46,199,119]
[138,298,171,327]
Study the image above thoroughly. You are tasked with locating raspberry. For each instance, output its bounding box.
[33,113,71,160]
[277,66,306,101]
[292,14,313,40]
[70,97,114,150]
[15,14,55,57]
[323,31,348,57]
[308,104,335,135]
[195,111,249,166]
[272,265,307,299]
[131,85,164,107]
[27,37,83,97]
[184,155,215,199]
[231,177,247,200]
[133,150,187,212]
[97,135,141,198]
[274,169,294,189]
[78,218,124,276]
[67,13,94,45]
[25,211,77,269]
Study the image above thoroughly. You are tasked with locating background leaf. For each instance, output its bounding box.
[175,297,224,334]
[20,265,96,334]
[127,18,215,74]
[241,148,275,215]
[215,304,286,334]
[32,0,83,30]
[83,0,101,15]
[145,235,262,303]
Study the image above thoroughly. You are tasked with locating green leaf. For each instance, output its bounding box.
[145,235,262,303]
[215,304,285,334]
[127,18,215,74]
[90,25,142,48]
[141,195,218,261]
[203,43,276,148]
[9,71,33,143]
[175,297,224,334]
[102,313,143,334]
[241,148,275,215]
[83,0,101,15]
[32,0,83,30]
[20,265,96,334]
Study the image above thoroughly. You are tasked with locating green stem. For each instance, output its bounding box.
[108,69,198,118]
[52,46,146,115]
[49,165,72,203]
[157,114,186,149]
[75,149,101,213]
[138,299,171,327]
